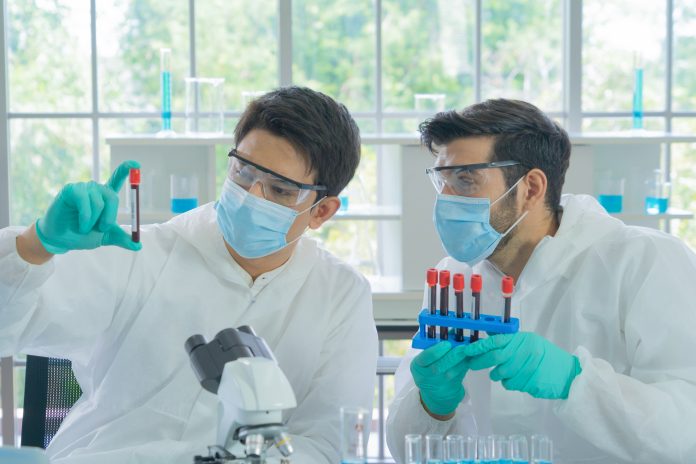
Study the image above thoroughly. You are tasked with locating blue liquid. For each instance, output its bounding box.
[171,198,198,213]
[498,460,514,464]
[426,460,443,464]
[340,460,366,464]
[645,196,668,214]
[339,195,349,211]
[598,194,623,213]
[633,68,643,129]
[161,70,172,130]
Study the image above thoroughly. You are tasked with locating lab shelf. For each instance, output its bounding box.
[106,131,696,147]
[117,210,175,225]
[359,131,696,146]
[611,208,694,221]
[118,206,402,225]
[334,206,401,220]
[105,134,236,146]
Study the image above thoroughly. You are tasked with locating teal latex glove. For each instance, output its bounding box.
[35,161,142,254]
[463,332,582,400]
[410,341,470,416]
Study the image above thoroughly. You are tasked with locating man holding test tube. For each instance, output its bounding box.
[0,87,377,464]
[387,99,696,463]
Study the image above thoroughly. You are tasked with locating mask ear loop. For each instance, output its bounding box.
[284,194,329,247]
[491,175,525,207]
[490,175,529,236]
[501,209,529,236]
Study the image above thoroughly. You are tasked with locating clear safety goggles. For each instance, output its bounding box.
[426,160,522,196]
[227,148,328,208]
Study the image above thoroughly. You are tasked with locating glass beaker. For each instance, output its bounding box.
[645,168,670,214]
[425,434,443,464]
[185,77,225,134]
[444,435,464,464]
[170,174,199,213]
[531,434,553,464]
[405,434,423,464]
[414,93,445,115]
[340,407,370,464]
[597,173,625,214]
[462,436,476,464]
[509,434,530,463]
[487,435,511,464]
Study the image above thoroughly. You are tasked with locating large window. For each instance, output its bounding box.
[4,0,696,459]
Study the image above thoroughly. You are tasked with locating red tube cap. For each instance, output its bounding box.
[439,270,450,287]
[426,268,438,287]
[129,168,141,185]
[453,273,465,292]
[471,274,483,292]
[502,276,514,295]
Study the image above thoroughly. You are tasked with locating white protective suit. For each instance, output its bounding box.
[387,194,696,463]
[0,203,378,464]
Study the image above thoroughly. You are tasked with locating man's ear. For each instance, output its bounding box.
[308,196,341,229]
[521,168,547,209]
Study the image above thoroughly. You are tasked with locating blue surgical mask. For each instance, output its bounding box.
[434,178,528,266]
[215,179,318,259]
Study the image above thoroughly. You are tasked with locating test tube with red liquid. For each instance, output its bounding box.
[130,168,141,243]
[502,276,514,323]
[439,270,450,340]
[453,273,465,342]
[427,268,438,339]
[470,274,482,342]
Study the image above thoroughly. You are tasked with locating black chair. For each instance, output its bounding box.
[21,355,82,449]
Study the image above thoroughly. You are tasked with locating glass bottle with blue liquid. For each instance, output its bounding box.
[157,48,175,137]
[597,172,625,214]
[633,52,643,130]
[645,168,670,215]
[170,174,198,214]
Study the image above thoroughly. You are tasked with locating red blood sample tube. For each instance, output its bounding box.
[439,270,450,340]
[502,276,514,323]
[453,273,465,342]
[470,274,482,342]
[427,268,438,339]
[130,168,141,243]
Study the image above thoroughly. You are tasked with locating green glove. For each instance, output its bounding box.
[35,161,142,254]
[410,341,470,416]
[463,332,582,400]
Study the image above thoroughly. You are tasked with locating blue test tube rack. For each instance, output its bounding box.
[411,309,519,350]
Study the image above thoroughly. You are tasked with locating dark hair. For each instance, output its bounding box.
[234,86,361,197]
[419,99,571,212]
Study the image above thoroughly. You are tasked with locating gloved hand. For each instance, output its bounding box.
[463,332,582,400]
[410,341,470,417]
[35,161,142,254]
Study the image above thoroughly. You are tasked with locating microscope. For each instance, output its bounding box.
[185,326,297,464]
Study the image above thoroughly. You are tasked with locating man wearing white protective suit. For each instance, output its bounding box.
[0,87,377,463]
[386,99,696,463]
